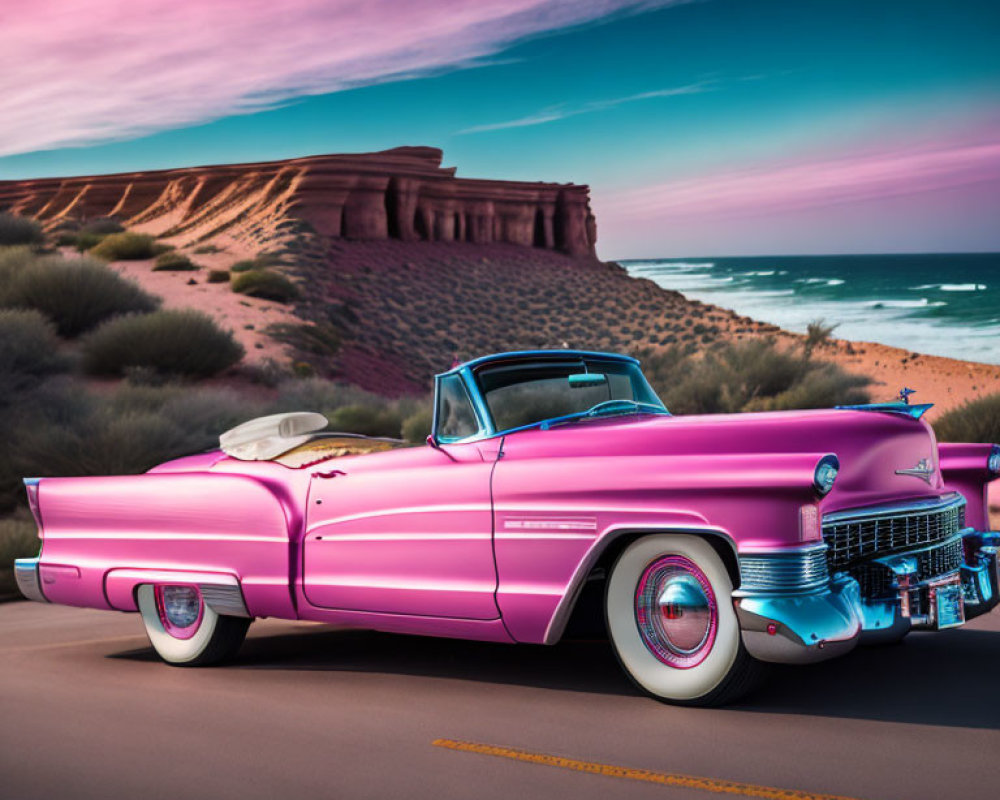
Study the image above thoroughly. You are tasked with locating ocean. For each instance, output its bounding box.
[623,253,1000,365]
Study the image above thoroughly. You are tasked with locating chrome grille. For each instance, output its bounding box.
[822,494,966,569]
[739,545,830,593]
[853,536,965,597]
[916,536,964,579]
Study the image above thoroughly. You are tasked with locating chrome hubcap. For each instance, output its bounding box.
[155,585,203,638]
[635,555,717,668]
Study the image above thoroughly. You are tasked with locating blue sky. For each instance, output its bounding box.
[2,0,998,257]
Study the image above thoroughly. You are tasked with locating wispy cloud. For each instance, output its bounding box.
[457,81,711,134]
[600,136,1000,221]
[0,0,682,157]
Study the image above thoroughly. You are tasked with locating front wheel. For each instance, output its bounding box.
[606,535,767,706]
[137,584,250,666]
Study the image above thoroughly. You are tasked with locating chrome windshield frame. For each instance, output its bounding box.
[430,350,668,444]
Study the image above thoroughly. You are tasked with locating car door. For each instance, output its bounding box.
[302,380,499,620]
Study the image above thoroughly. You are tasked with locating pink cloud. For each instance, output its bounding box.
[599,136,1000,222]
[0,0,677,156]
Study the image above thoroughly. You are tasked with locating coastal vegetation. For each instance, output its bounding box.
[804,319,838,359]
[637,339,871,414]
[934,393,1000,444]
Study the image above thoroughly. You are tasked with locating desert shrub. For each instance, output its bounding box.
[0,246,36,303]
[0,513,39,561]
[89,231,167,260]
[238,358,291,387]
[81,310,244,377]
[254,252,286,267]
[402,407,433,443]
[327,404,403,438]
[0,309,68,399]
[206,269,230,283]
[53,218,127,251]
[636,340,870,415]
[153,251,198,271]
[231,269,299,302]
[267,322,339,355]
[934,393,1000,443]
[73,231,108,252]
[231,253,285,273]
[193,244,221,254]
[81,217,125,236]
[0,253,160,336]
[3,382,259,496]
[271,379,383,416]
[0,513,39,593]
[0,212,43,246]
[743,362,871,411]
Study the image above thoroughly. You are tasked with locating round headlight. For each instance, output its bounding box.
[814,456,839,496]
[989,445,1000,476]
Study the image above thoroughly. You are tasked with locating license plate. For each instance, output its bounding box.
[935,581,965,629]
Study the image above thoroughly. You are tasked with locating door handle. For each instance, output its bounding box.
[315,469,346,479]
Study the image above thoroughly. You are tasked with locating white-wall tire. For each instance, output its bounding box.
[137,584,250,667]
[606,534,766,706]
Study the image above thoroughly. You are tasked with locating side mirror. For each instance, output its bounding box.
[568,372,607,388]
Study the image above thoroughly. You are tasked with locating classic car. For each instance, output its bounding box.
[14,350,1000,705]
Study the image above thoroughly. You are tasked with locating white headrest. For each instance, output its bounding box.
[220,412,329,461]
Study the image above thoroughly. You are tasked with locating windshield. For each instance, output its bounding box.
[476,358,666,433]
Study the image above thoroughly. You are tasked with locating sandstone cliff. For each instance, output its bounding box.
[0,147,597,257]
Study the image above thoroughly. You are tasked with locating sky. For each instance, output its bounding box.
[1,0,997,258]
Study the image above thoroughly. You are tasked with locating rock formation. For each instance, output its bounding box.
[0,147,597,257]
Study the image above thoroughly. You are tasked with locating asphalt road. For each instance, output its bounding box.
[2,601,998,800]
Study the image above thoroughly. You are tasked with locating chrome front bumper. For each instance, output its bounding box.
[733,530,1000,664]
[735,573,862,664]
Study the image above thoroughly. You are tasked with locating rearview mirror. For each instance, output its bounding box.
[568,373,607,388]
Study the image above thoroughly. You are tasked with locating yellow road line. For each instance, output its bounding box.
[432,739,865,800]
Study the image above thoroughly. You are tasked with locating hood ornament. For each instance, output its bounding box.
[897,387,916,405]
[896,457,934,484]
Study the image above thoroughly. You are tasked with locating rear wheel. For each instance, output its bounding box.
[606,535,767,706]
[137,584,250,666]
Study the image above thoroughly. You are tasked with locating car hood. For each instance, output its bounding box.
[505,407,944,513]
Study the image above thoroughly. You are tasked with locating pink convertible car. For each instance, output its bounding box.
[15,350,1000,705]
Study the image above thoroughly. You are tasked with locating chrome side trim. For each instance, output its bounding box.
[198,583,251,618]
[14,558,47,603]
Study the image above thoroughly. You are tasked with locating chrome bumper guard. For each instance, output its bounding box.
[734,530,1000,663]
[960,531,1000,620]
[734,545,862,664]
[14,557,47,603]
